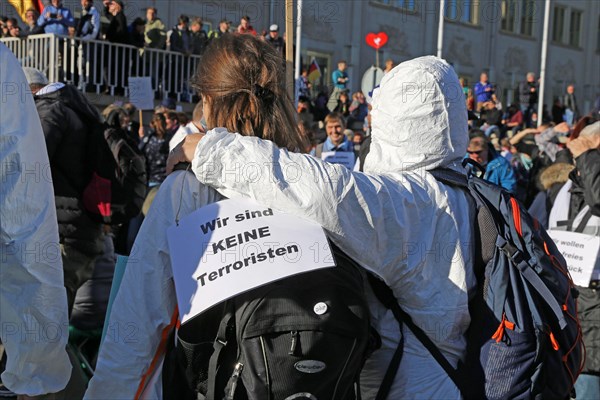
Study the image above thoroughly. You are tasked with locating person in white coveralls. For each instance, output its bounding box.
[0,43,71,398]
[169,55,476,399]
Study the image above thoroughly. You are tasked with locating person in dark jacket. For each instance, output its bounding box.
[190,17,208,55]
[23,8,44,35]
[102,0,128,95]
[24,68,103,315]
[547,121,599,399]
[168,15,191,54]
[518,72,538,127]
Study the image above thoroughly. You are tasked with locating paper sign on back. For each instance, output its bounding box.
[167,198,335,324]
[548,229,600,287]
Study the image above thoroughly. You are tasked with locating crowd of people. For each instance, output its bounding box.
[1,12,599,400]
[0,1,284,56]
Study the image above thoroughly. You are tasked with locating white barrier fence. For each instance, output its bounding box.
[1,33,202,102]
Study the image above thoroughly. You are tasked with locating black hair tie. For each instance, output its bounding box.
[253,84,275,105]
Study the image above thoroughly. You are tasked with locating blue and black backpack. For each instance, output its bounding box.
[370,160,585,400]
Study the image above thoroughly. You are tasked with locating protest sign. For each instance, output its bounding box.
[321,151,356,169]
[167,198,335,324]
[548,230,600,287]
[128,77,154,110]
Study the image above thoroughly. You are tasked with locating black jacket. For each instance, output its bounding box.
[104,9,128,44]
[34,84,103,255]
[569,150,600,374]
[575,149,600,218]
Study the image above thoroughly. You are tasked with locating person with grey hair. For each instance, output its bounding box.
[518,72,539,127]
[548,121,599,399]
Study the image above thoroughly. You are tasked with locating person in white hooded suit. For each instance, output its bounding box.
[87,52,475,399]
[0,43,71,396]
[170,55,477,399]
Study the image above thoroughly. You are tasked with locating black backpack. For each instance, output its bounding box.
[163,244,374,400]
[82,120,147,225]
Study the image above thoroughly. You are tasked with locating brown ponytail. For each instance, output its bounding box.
[190,34,306,152]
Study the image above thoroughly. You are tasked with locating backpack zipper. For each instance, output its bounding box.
[289,330,299,355]
[226,362,244,400]
[259,336,271,398]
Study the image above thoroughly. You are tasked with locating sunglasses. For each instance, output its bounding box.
[467,150,484,155]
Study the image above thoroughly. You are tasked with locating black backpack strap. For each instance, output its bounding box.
[366,273,404,400]
[367,273,465,399]
[575,208,593,233]
[206,303,235,400]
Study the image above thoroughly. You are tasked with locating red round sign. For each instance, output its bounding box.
[366,32,389,49]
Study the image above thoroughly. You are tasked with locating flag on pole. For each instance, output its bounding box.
[7,0,43,23]
[308,59,321,82]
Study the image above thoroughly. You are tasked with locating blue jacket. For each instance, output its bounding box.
[38,5,75,35]
[484,149,517,193]
[474,81,493,103]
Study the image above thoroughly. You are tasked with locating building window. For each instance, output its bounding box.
[597,15,600,52]
[520,0,535,36]
[552,6,566,43]
[501,0,535,36]
[371,0,416,11]
[501,0,517,32]
[569,10,582,47]
[445,0,479,25]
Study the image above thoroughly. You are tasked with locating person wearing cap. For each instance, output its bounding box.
[467,131,517,192]
[209,19,230,40]
[264,23,284,57]
[236,15,256,35]
[38,0,75,36]
[0,42,71,400]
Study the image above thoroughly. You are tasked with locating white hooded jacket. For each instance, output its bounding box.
[86,56,475,399]
[0,43,71,395]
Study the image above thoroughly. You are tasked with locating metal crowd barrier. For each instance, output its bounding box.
[1,33,202,102]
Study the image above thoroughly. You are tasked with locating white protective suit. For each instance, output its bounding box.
[85,171,224,399]
[189,56,477,399]
[0,43,71,395]
[86,56,475,399]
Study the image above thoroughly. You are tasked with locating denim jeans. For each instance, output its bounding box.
[574,374,600,399]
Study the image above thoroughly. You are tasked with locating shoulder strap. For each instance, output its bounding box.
[206,302,235,400]
[575,208,593,233]
[366,273,465,399]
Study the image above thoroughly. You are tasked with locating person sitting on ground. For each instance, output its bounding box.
[312,112,356,163]
[467,131,517,192]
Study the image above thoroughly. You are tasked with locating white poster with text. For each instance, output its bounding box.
[167,198,335,324]
[321,151,356,170]
[548,230,600,287]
